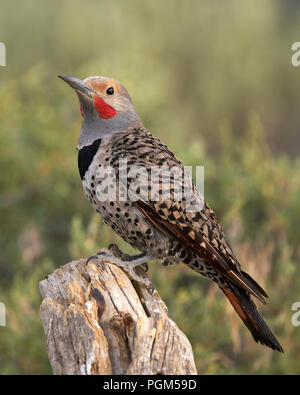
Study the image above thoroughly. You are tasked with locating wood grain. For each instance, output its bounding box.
[39,249,197,375]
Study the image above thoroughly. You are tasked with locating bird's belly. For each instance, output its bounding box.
[81,170,175,258]
[81,146,190,264]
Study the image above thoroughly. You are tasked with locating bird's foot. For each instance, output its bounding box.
[86,247,153,292]
[107,243,149,272]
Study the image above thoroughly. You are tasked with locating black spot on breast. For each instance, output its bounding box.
[78,138,102,180]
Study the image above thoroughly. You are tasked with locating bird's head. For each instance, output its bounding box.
[58,74,141,148]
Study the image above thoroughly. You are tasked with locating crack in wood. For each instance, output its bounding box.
[39,255,197,375]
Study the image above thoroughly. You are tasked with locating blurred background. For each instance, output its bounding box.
[0,0,300,374]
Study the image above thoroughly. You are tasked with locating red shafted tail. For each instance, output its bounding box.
[222,288,283,352]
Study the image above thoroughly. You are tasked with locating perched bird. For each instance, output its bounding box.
[59,74,283,352]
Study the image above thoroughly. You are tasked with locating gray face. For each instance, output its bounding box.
[59,75,142,148]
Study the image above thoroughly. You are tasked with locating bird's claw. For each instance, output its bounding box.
[86,254,100,265]
[86,249,114,265]
[86,249,153,292]
[108,243,149,272]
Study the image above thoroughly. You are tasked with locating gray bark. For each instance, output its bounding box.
[39,249,197,375]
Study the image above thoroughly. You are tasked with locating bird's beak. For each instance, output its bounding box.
[58,74,95,98]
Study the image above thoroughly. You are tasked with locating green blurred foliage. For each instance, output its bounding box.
[0,0,300,374]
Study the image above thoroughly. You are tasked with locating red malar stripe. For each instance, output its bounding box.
[93,96,117,119]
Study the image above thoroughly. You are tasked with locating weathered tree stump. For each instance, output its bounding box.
[39,249,197,375]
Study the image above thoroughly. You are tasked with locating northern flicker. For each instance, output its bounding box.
[59,74,283,352]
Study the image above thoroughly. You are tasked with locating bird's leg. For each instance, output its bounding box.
[86,246,153,290]
[107,243,149,272]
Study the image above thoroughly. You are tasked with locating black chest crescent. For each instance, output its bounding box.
[78,138,102,180]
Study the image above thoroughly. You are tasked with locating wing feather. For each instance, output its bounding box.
[137,199,267,304]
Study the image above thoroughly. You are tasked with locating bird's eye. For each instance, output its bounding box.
[106,86,114,95]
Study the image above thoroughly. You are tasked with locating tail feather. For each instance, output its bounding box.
[222,287,283,352]
[240,270,269,299]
